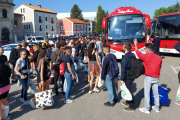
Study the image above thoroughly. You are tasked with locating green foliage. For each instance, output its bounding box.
[95,5,108,33]
[105,10,109,17]
[153,2,180,19]
[70,4,83,20]
[95,5,104,33]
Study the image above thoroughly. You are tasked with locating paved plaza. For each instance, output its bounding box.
[8,54,180,120]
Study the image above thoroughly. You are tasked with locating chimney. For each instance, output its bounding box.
[38,5,41,8]
[29,4,31,6]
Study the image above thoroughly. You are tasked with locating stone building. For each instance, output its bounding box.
[0,0,15,42]
[14,13,23,41]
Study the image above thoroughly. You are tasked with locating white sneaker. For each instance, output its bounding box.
[20,98,25,103]
[17,80,21,86]
[152,106,160,113]
[89,91,93,94]
[139,108,150,114]
[24,101,30,105]
[64,99,74,104]
[93,88,100,93]
[29,100,36,108]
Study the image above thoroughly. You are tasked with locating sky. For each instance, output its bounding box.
[14,0,179,19]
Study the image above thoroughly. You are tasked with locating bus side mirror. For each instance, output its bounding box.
[102,17,108,29]
[144,14,151,30]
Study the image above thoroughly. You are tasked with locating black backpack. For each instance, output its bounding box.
[123,57,144,79]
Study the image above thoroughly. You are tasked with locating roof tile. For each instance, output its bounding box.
[22,4,57,14]
[66,18,88,24]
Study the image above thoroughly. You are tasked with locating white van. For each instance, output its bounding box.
[27,36,45,43]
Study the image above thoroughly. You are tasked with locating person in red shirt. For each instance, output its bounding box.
[134,39,162,114]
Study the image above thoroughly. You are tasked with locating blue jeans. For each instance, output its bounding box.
[78,54,82,63]
[64,72,75,101]
[144,76,159,111]
[17,75,28,101]
[98,53,102,63]
[104,75,118,104]
[84,64,88,75]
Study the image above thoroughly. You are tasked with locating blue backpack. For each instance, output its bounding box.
[47,49,52,60]
[151,86,169,105]
[106,55,119,79]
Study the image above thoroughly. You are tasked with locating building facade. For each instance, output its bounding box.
[57,12,97,20]
[0,0,15,42]
[58,18,88,36]
[14,13,23,41]
[14,4,57,39]
[83,19,96,34]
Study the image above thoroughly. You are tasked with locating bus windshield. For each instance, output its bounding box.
[156,14,180,40]
[151,21,156,37]
[107,14,146,44]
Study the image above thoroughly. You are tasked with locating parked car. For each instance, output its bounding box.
[69,35,74,39]
[82,35,87,37]
[2,42,38,61]
[27,36,45,43]
[0,40,10,45]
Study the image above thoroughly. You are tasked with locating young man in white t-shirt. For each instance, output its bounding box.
[70,42,79,61]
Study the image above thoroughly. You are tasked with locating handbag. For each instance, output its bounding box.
[120,84,132,101]
[27,79,37,94]
[35,85,54,108]
[63,79,67,93]
[150,86,169,105]
[49,77,54,85]
[59,62,65,75]
[98,74,105,88]
[115,80,118,91]
[176,85,180,101]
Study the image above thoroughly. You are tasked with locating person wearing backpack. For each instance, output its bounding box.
[101,45,119,107]
[51,42,65,96]
[120,42,136,112]
[173,42,180,105]
[134,39,162,114]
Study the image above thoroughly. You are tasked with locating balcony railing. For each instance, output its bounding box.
[51,21,54,24]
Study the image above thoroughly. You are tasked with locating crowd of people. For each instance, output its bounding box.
[0,34,179,119]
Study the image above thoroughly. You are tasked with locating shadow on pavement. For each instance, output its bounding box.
[134,88,144,109]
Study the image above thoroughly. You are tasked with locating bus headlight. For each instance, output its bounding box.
[110,49,116,53]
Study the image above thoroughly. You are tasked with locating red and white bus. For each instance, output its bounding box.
[152,13,180,54]
[102,6,151,59]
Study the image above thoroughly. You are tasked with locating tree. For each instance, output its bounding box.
[153,7,167,19]
[174,1,180,12]
[105,10,109,17]
[70,4,83,20]
[95,5,105,33]
[153,2,180,19]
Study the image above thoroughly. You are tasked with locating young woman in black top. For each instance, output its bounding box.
[0,63,11,120]
[36,48,50,91]
[87,43,101,94]
[29,48,50,108]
